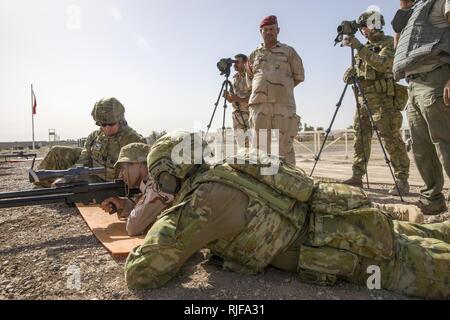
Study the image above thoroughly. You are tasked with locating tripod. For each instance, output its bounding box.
[203,73,248,146]
[310,48,404,202]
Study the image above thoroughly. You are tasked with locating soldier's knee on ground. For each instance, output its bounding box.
[35,146,83,187]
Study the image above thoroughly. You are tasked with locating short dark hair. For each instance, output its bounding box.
[234,54,248,62]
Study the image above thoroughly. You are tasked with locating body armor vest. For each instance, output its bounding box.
[174,163,311,274]
[393,0,450,80]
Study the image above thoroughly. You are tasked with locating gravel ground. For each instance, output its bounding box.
[0,155,447,300]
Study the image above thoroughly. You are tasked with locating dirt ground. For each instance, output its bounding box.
[0,152,448,300]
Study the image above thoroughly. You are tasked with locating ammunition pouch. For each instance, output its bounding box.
[296,182,395,286]
[359,78,395,97]
[297,245,359,285]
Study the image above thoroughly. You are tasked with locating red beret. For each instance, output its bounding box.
[260,15,278,28]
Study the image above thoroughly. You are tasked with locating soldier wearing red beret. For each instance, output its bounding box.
[246,15,305,165]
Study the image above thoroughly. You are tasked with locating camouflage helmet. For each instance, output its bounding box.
[147,131,210,194]
[358,11,385,30]
[91,97,125,124]
[115,143,151,167]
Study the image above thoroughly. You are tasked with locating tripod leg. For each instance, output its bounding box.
[204,81,227,140]
[353,77,404,202]
[310,83,349,177]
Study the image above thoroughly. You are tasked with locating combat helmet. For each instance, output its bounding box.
[91,97,125,125]
[147,131,211,195]
[115,143,151,167]
[358,11,385,31]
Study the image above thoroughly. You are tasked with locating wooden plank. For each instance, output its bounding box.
[76,204,145,257]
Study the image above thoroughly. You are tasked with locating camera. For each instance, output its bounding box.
[217,58,236,77]
[334,20,364,45]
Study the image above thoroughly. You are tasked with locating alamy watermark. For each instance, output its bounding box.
[366,265,381,290]
[66,264,81,291]
[66,5,81,30]
[170,129,281,175]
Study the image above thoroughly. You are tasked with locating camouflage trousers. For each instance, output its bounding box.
[407,65,450,211]
[272,214,450,299]
[352,93,410,180]
[36,146,83,187]
[38,146,82,170]
[124,180,449,298]
[249,103,300,166]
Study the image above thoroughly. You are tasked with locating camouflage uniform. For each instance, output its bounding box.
[38,97,146,184]
[231,71,251,132]
[393,0,450,213]
[124,131,450,299]
[247,42,304,165]
[345,30,410,184]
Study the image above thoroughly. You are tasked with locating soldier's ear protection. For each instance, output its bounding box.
[156,172,180,195]
[148,157,187,195]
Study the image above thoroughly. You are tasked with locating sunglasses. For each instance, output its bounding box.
[96,122,118,127]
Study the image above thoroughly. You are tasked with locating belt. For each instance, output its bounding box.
[406,64,449,83]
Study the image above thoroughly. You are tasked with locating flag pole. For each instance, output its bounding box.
[31,84,35,150]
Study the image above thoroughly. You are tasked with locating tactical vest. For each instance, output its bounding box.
[354,34,397,96]
[174,163,311,274]
[88,125,144,181]
[393,0,450,80]
[356,34,394,81]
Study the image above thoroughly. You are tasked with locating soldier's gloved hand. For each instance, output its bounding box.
[444,78,450,107]
[343,67,356,84]
[343,35,363,50]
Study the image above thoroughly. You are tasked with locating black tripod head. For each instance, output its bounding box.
[217,58,236,78]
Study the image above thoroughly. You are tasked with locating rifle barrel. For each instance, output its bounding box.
[0,181,140,209]
[0,194,69,208]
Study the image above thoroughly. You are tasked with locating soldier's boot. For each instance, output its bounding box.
[388,179,410,196]
[373,203,424,223]
[342,175,363,188]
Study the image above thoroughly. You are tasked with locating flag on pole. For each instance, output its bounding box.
[32,88,37,115]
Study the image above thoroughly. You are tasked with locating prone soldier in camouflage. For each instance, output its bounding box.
[393,0,450,215]
[124,131,449,299]
[225,54,251,148]
[100,143,172,236]
[246,15,304,165]
[38,97,146,186]
[342,11,410,196]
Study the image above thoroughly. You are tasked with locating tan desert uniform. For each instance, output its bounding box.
[247,42,304,165]
[118,180,172,236]
[231,71,251,131]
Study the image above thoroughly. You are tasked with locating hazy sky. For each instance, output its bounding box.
[0,0,405,142]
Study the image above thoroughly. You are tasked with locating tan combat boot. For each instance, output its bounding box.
[342,175,363,188]
[388,179,410,196]
[373,203,424,223]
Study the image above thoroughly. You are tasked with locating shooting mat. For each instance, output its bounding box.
[76,204,145,256]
